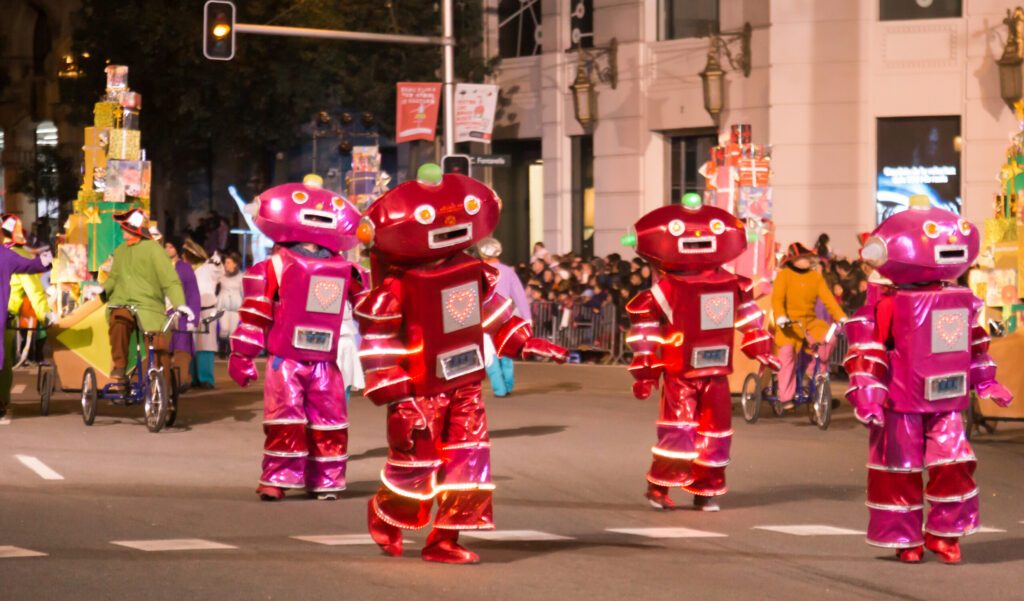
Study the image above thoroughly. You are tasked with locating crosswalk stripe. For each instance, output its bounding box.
[754,525,864,536]
[976,526,1006,534]
[462,530,574,542]
[0,417,10,426]
[606,527,727,539]
[15,455,64,480]
[291,534,408,546]
[0,545,47,559]
[111,539,236,551]
[11,384,25,394]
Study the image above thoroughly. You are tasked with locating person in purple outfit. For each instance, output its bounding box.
[478,237,531,397]
[163,237,202,390]
[0,241,51,417]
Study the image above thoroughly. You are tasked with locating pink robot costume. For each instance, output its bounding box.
[844,195,1013,563]
[228,178,365,500]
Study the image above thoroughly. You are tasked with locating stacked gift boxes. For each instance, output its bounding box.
[70,65,151,274]
[700,124,777,297]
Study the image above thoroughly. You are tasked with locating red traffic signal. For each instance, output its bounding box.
[442,154,472,177]
[203,0,236,61]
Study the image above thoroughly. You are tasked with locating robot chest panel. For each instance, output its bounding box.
[280,260,349,317]
[403,262,484,338]
[930,308,969,354]
[440,282,482,333]
[664,280,736,333]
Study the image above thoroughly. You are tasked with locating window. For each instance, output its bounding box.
[659,0,719,41]
[498,0,542,58]
[669,132,717,204]
[876,116,961,223]
[880,0,961,21]
[571,135,594,259]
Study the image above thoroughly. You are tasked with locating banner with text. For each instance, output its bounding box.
[395,82,442,143]
[454,83,499,144]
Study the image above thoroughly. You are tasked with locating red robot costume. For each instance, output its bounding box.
[228,176,364,500]
[626,194,778,511]
[354,164,566,564]
[844,195,1012,563]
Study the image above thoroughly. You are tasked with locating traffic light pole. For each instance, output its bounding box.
[228,0,457,156]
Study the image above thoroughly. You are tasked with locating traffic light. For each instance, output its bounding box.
[442,154,472,177]
[203,0,236,61]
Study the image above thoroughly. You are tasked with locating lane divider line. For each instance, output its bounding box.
[0,545,47,559]
[14,455,64,481]
[11,384,25,394]
[111,539,236,552]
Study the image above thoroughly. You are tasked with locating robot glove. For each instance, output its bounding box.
[976,381,1013,408]
[632,379,657,400]
[228,354,258,388]
[522,338,568,363]
[853,403,885,428]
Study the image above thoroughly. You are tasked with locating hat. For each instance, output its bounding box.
[182,238,208,264]
[1,213,26,245]
[784,242,815,263]
[113,208,151,239]
[148,224,163,241]
[478,237,503,259]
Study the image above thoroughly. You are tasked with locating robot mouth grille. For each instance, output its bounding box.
[300,209,338,229]
[934,244,967,264]
[428,223,473,249]
[678,236,717,254]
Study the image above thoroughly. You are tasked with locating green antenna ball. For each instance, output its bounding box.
[620,233,637,247]
[681,192,702,209]
[417,163,443,184]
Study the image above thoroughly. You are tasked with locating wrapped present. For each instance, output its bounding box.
[93,101,118,128]
[104,160,151,204]
[738,158,771,187]
[81,127,108,193]
[64,214,90,245]
[108,128,141,160]
[738,187,773,220]
[983,218,1017,248]
[85,200,134,271]
[53,244,89,284]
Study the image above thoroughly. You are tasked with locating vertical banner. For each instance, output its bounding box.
[454,83,499,144]
[395,82,442,143]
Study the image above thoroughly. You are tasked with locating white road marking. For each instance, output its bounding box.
[111,539,236,552]
[0,545,47,559]
[11,384,25,394]
[976,526,1007,534]
[15,455,64,480]
[0,416,10,426]
[606,527,727,539]
[754,525,864,536]
[291,534,413,546]
[462,530,575,542]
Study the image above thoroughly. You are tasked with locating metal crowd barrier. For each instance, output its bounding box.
[829,330,849,375]
[529,301,624,364]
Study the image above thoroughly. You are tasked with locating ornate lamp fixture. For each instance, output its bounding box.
[699,23,752,128]
[570,38,618,131]
[998,7,1024,109]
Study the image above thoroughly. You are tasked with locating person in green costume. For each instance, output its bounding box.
[0,214,52,413]
[103,209,193,380]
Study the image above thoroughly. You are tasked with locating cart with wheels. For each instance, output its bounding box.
[963,327,1024,440]
[741,322,835,430]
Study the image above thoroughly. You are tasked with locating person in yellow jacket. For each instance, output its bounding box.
[771,242,846,409]
[0,214,51,412]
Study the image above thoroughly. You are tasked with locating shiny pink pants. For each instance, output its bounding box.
[647,375,732,496]
[866,409,978,548]
[370,383,494,531]
[777,338,835,402]
[261,356,349,493]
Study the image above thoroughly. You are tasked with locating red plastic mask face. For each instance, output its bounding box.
[634,204,747,271]
[359,174,501,264]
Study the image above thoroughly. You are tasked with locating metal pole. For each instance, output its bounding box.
[442,0,455,157]
[235,23,445,45]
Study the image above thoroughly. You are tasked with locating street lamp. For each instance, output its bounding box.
[998,7,1024,109]
[569,38,618,131]
[698,23,752,129]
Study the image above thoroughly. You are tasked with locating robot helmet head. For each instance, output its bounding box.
[252,174,361,253]
[633,193,747,271]
[860,194,978,284]
[357,164,501,265]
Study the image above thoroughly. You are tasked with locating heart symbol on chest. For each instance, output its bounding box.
[313,279,342,310]
[935,313,965,346]
[446,289,477,324]
[704,296,730,325]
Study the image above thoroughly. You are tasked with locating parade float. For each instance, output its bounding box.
[43,65,153,401]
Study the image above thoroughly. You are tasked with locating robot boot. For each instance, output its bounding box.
[421,528,479,564]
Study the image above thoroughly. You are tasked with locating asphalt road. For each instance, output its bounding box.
[1,361,1022,601]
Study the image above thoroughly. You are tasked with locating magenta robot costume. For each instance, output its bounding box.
[844,195,1013,563]
[229,176,365,500]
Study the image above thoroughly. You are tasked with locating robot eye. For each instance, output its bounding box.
[957,219,972,236]
[291,191,309,205]
[709,219,726,235]
[922,220,941,239]
[464,195,481,215]
[413,204,436,225]
[667,219,686,237]
[332,196,346,209]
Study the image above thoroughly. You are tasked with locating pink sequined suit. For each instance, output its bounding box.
[228,180,364,499]
[844,196,1013,563]
[354,167,566,564]
[626,202,778,511]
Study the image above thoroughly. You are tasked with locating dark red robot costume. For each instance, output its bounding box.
[354,165,566,564]
[626,195,778,511]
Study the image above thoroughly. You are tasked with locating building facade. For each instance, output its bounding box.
[484,0,1017,263]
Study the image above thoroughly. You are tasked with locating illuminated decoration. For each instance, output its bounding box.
[931,309,968,353]
[681,192,702,210]
[464,195,481,215]
[667,219,685,236]
[414,204,436,225]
